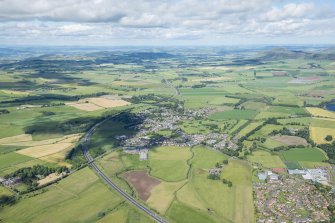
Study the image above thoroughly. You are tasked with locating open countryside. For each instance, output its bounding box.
[1,1,335,223]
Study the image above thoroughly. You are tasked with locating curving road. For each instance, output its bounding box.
[82,119,168,223]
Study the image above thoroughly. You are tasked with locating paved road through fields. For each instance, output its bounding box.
[82,119,168,223]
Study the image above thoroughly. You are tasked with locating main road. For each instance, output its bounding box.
[82,119,168,223]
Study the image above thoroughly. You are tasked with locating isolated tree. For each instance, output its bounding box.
[325,135,333,142]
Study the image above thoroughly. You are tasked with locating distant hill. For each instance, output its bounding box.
[258,48,335,60]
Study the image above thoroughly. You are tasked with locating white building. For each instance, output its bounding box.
[288,169,306,175]
[139,149,148,160]
[302,169,328,184]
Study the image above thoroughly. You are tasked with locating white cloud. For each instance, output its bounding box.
[0,0,334,45]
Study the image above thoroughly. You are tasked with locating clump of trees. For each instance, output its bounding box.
[191,84,206,88]
[207,174,220,180]
[222,178,233,187]
[0,195,16,207]
[325,135,333,142]
[5,165,69,187]
[0,109,10,115]
[238,118,280,143]
[318,141,335,164]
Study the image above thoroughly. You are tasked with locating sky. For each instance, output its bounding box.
[0,0,335,46]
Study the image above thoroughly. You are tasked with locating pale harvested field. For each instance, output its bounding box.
[2,134,81,147]
[198,66,234,71]
[39,148,73,167]
[272,135,308,146]
[306,107,335,119]
[192,76,232,82]
[85,97,130,108]
[0,134,32,144]
[17,143,74,158]
[67,97,130,111]
[37,173,65,186]
[147,180,186,214]
[310,126,335,144]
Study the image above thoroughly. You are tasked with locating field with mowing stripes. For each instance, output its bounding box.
[149,146,192,182]
[0,168,152,223]
[247,151,286,168]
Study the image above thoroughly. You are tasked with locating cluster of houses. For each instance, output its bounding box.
[116,107,239,157]
[257,170,279,182]
[0,176,21,187]
[254,176,332,223]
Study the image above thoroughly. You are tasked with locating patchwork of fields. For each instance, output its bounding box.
[0,47,335,223]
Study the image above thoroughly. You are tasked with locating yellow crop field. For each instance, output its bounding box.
[39,150,72,167]
[306,107,335,119]
[0,134,32,144]
[67,97,130,111]
[310,126,335,144]
[37,172,65,186]
[17,143,73,158]
[2,134,81,147]
[85,97,130,108]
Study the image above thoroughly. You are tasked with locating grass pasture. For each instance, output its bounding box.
[176,148,253,223]
[167,201,216,223]
[247,150,285,168]
[280,148,327,162]
[0,152,33,171]
[0,167,151,223]
[147,180,186,214]
[148,146,192,182]
[209,109,257,120]
[208,97,240,105]
[0,186,12,196]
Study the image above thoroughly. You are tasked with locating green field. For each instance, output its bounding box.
[0,167,152,223]
[209,109,258,120]
[149,146,192,182]
[0,153,33,170]
[280,148,328,162]
[248,150,286,168]
[0,186,12,196]
[167,201,216,223]
[1,46,335,223]
[175,147,253,223]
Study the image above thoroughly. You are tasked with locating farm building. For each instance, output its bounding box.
[139,149,148,160]
[209,168,222,175]
[257,173,267,181]
[272,71,288,76]
[302,169,328,184]
[288,169,306,175]
[268,173,279,181]
[272,168,286,173]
